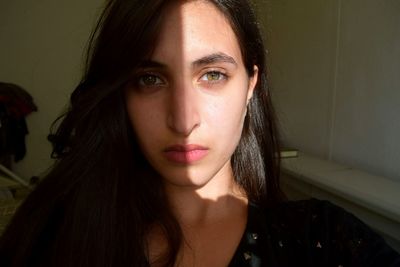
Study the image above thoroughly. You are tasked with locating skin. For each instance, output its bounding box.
[125,1,258,266]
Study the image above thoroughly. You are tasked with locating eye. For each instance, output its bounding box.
[200,71,227,82]
[138,74,164,86]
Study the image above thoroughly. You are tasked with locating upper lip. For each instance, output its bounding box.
[164,144,208,152]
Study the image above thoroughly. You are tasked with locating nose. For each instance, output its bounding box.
[167,80,201,136]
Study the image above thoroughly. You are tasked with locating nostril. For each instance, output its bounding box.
[166,106,200,136]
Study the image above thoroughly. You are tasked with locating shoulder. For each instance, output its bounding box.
[266,198,361,232]
[260,198,400,266]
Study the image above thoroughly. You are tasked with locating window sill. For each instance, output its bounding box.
[281,152,400,252]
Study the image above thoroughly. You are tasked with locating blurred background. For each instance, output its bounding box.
[0,0,103,179]
[259,0,400,181]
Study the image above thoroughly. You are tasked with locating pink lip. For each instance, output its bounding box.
[164,144,209,164]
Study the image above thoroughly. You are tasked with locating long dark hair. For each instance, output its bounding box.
[0,0,284,266]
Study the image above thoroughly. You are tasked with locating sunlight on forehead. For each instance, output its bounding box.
[150,0,243,69]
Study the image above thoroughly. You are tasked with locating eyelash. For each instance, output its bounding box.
[199,71,228,83]
[137,73,165,87]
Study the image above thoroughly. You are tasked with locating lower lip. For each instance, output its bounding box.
[164,149,208,164]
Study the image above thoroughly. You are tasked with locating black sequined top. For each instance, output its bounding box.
[229,199,400,267]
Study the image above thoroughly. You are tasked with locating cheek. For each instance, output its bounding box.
[205,89,248,139]
[125,97,163,149]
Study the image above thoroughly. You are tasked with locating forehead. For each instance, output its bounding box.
[150,0,243,66]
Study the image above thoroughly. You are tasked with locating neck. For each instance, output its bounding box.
[164,162,248,226]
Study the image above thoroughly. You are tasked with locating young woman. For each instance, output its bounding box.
[0,0,399,266]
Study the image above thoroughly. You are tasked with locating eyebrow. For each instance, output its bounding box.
[137,60,167,69]
[192,52,237,68]
[137,52,237,70]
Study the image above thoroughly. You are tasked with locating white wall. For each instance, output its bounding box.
[0,0,104,179]
[258,0,400,181]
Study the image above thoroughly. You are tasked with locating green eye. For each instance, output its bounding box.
[207,72,221,81]
[138,74,163,86]
[201,71,226,82]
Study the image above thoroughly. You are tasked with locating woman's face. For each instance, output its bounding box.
[125,1,258,189]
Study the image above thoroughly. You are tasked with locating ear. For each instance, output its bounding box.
[246,65,259,104]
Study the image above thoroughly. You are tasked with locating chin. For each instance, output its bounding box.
[161,169,215,189]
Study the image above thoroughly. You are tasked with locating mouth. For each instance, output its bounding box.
[163,144,209,164]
